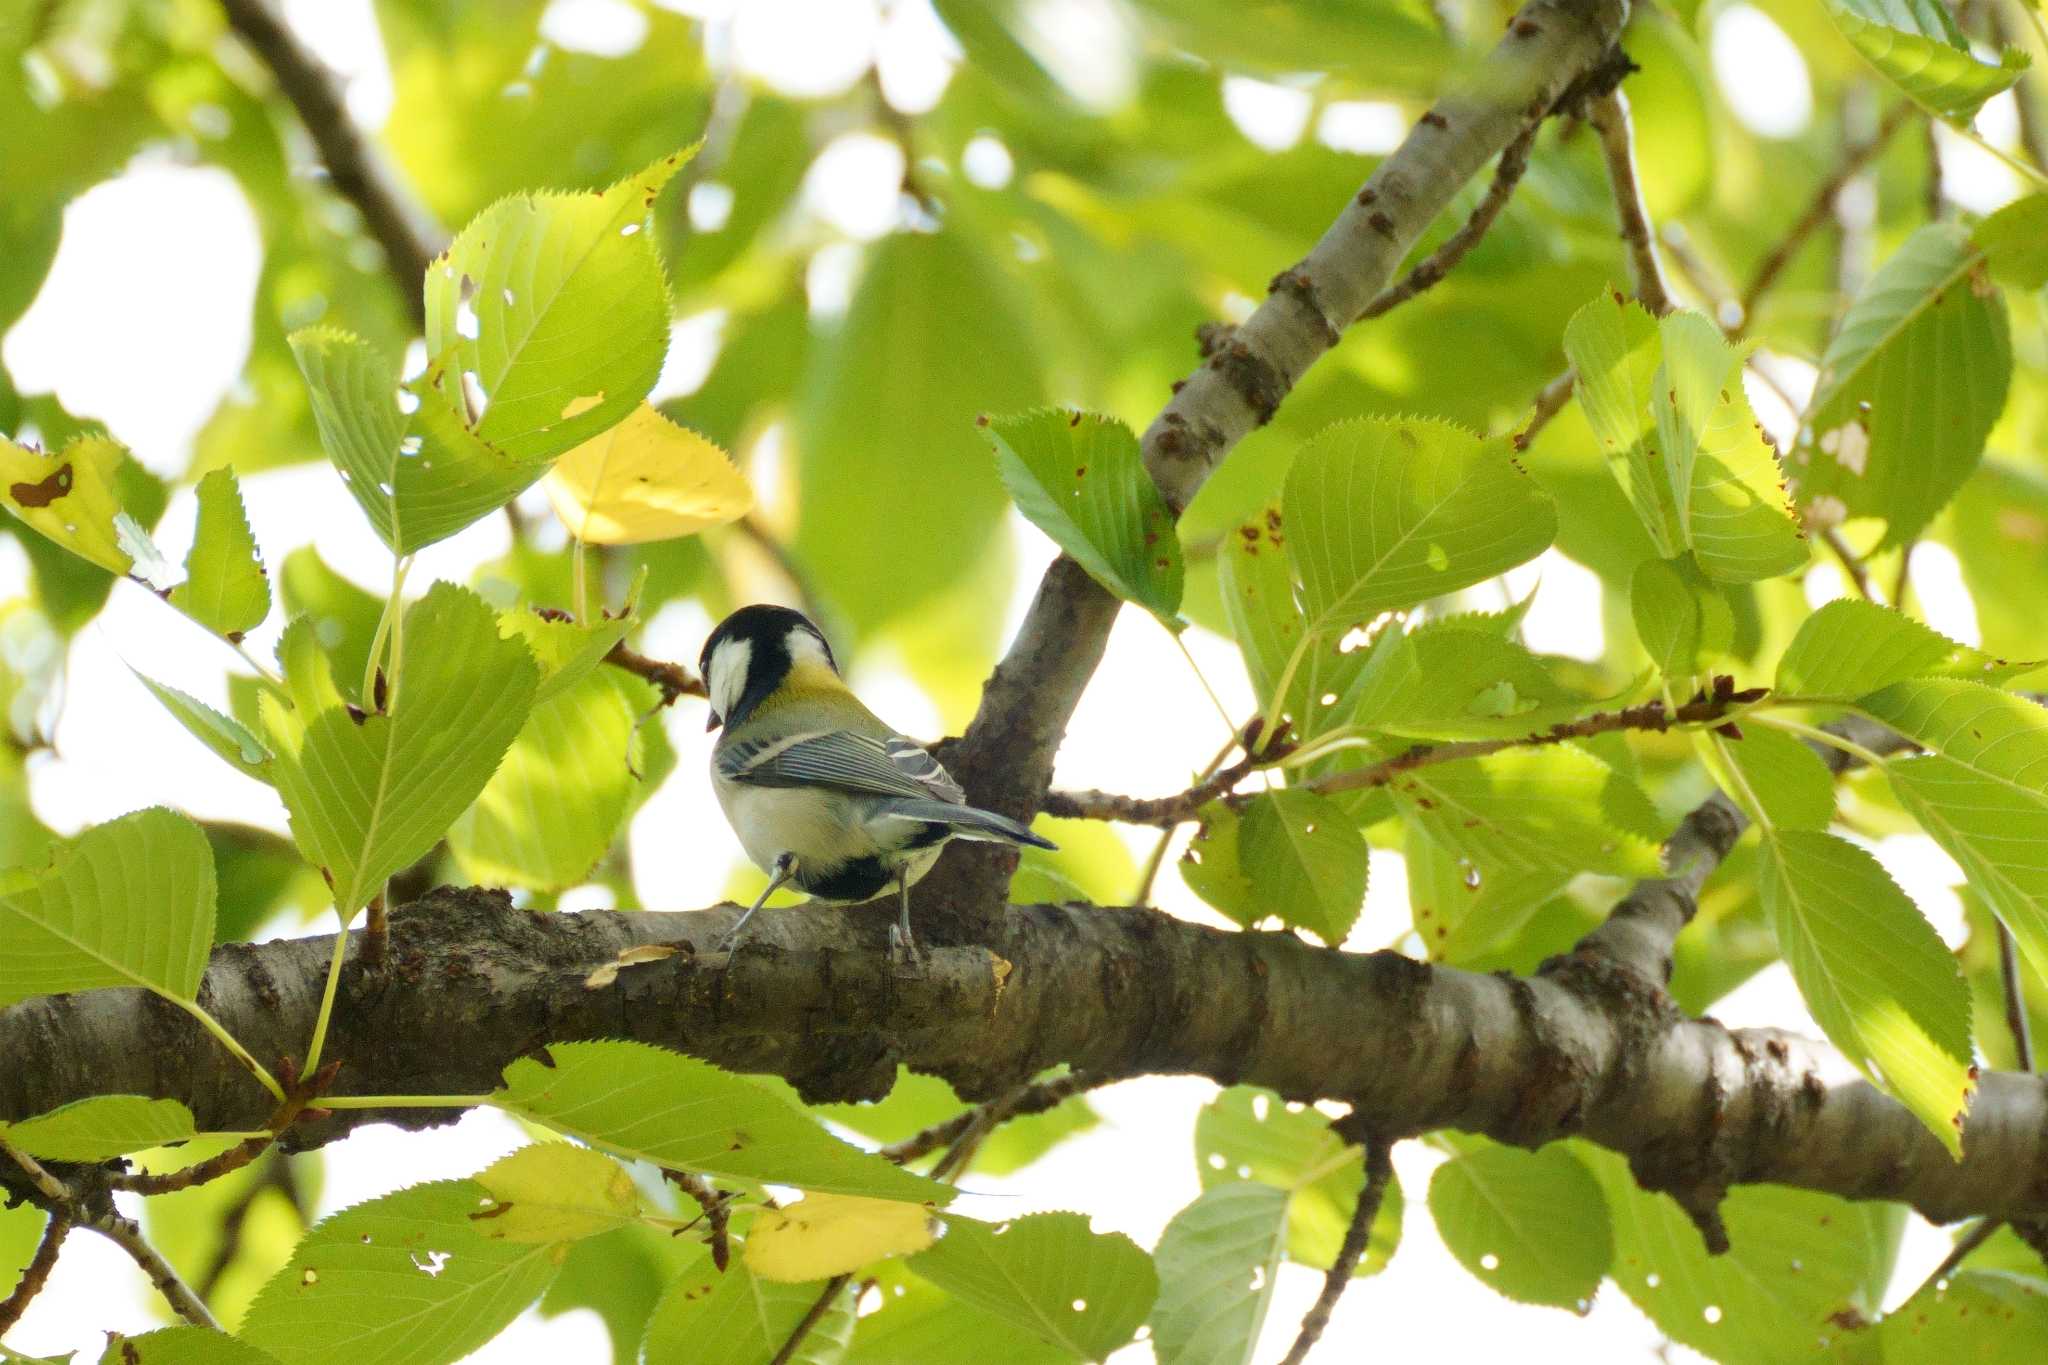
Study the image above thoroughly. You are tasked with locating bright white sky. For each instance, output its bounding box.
[1,0,2032,1359]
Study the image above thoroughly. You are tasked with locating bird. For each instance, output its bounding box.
[699,603,1056,962]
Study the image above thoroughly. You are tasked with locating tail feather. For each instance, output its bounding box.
[886,799,1058,850]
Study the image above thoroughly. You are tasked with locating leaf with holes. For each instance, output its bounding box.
[1822,0,2028,123]
[0,1095,196,1162]
[1406,821,1568,965]
[1147,1182,1289,1365]
[0,807,214,1007]
[238,1180,562,1365]
[1879,1270,2048,1358]
[291,327,560,556]
[542,402,752,545]
[989,408,1184,628]
[907,1212,1156,1362]
[422,149,694,461]
[1758,828,1974,1154]
[1180,800,1261,928]
[848,1269,1070,1365]
[1389,746,1665,881]
[169,467,269,639]
[448,670,639,891]
[643,1249,854,1365]
[0,432,133,575]
[260,582,538,915]
[1194,1087,1402,1275]
[1587,1142,1903,1360]
[1795,225,2009,548]
[1236,788,1367,945]
[745,1193,938,1284]
[1283,417,1554,638]
[1428,1140,1610,1310]
[1345,622,1583,740]
[490,1041,948,1204]
[472,1144,645,1245]
[1865,679,2048,990]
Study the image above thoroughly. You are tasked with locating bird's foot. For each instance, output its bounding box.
[887,923,925,974]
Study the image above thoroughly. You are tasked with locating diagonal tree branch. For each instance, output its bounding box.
[923,0,1633,924]
[1587,89,1674,317]
[1277,1138,1394,1365]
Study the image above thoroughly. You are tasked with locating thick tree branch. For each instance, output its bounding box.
[7,881,2048,1229]
[925,0,1632,921]
[217,0,443,325]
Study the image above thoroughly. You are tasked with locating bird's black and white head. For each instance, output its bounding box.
[699,604,839,731]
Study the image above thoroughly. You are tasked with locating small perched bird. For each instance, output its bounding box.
[700,604,1056,961]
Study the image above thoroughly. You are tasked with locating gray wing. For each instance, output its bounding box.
[719,729,964,805]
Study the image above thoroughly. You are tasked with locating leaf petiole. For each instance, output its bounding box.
[173,997,285,1102]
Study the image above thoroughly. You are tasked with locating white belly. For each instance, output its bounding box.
[711,771,949,903]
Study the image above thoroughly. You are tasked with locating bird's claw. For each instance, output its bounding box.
[887,923,925,974]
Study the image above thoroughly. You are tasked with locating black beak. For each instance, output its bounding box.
[705,710,722,732]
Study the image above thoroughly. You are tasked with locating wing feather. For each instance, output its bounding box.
[721,729,964,805]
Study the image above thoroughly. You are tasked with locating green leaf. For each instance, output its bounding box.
[1795,224,2010,548]
[239,1180,561,1365]
[1194,1087,1401,1275]
[1389,747,1665,881]
[1563,292,1680,554]
[1654,313,1807,584]
[1147,1182,1289,1365]
[263,582,539,915]
[1217,502,1303,715]
[448,670,638,891]
[1822,0,2029,123]
[1757,828,1974,1154]
[1427,1140,1610,1310]
[644,1252,854,1365]
[498,605,637,708]
[849,1269,1069,1365]
[169,467,269,639]
[1345,622,1583,740]
[97,1328,284,1365]
[472,1143,646,1244]
[1947,462,2048,660]
[1864,680,2048,986]
[0,432,134,574]
[1630,554,1731,680]
[132,671,274,782]
[1236,789,1368,944]
[279,547,385,707]
[1406,822,1568,964]
[1284,417,1555,635]
[1776,598,2022,700]
[0,1094,197,1161]
[1587,1143,1903,1360]
[988,408,1183,627]
[906,1212,1157,1362]
[0,807,214,1007]
[794,228,1043,640]
[809,1067,1098,1179]
[1706,727,1836,831]
[540,1225,697,1365]
[1879,1270,2048,1359]
[422,150,693,460]
[1975,193,2048,290]
[490,1041,948,1204]
[291,327,558,556]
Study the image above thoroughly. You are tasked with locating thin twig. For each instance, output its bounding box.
[603,642,707,705]
[0,1214,67,1334]
[1891,541,1916,616]
[195,1155,302,1302]
[111,1057,337,1195]
[1512,366,1578,452]
[1913,1218,2003,1301]
[1987,2,2048,172]
[1923,117,1946,221]
[1587,90,1674,316]
[769,1274,852,1365]
[1278,1138,1395,1365]
[1819,527,1876,601]
[1736,102,1914,327]
[728,515,826,626]
[1358,116,1543,321]
[881,1071,1098,1168]
[2001,918,2035,1072]
[661,1168,734,1271]
[216,0,442,325]
[1043,732,1291,826]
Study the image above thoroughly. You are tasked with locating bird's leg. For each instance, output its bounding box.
[721,852,797,953]
[887,865,923,968]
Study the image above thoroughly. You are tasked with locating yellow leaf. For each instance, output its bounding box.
[743,1192,938,1283]
[0,433,133,574]
[542,402,752,545]
[471,1142,645,1243]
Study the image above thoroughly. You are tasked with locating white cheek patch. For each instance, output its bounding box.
[785,627,832,670]
[708,637,752,720]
